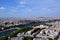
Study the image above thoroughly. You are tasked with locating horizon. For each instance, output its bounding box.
[0,0,60,18]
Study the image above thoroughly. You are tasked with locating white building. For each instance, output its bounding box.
[33,38,48,40]
[25,31,33,37]
[34,25,49,29]
[17,32,25,37]
[11,37,24,40]
[36,28,59,39]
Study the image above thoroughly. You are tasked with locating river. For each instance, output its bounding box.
[0,26,29,37]
[0,29,17,37]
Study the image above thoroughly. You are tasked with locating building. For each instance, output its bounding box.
[34,25,49,29]
[17,32,25,37]
[33,38,48,40]
[11,37,24,40]
[36,28,59,39]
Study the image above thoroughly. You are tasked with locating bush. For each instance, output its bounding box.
[24,36,33,40]
[54,37,58,40]
[48,38,53,40]
[0,36,8,40]
[44,24,52,26]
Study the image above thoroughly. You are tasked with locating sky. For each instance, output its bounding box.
[0,0,60,18]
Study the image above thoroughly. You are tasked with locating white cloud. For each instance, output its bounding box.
[53,4,60,7]
[11,9,17,13]
[28,9,32,12]
[25,9,32,13]
[42,8,51,12]
[42,0,54,2]
[19,0,26,7]
[20,1,26,4]
[0,7,6,10]
[40,8,53,13]
[47,0,53,2]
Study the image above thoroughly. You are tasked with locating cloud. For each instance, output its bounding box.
[11,9,17,13]
[53,4,60,7]
[19,1,26,4]
[0,7,6,10]
[24,9,32,14]
[19,0,26,7]
[40,8,53,13]
[28,9,32,12]
[47,0,54,2]
[42,8,51,12]
[42,0,54,2]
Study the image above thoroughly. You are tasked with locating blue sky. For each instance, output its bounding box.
[0,0,60,18]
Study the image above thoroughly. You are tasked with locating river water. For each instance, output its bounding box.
[0,26,28,37]
[0,29,17,37]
